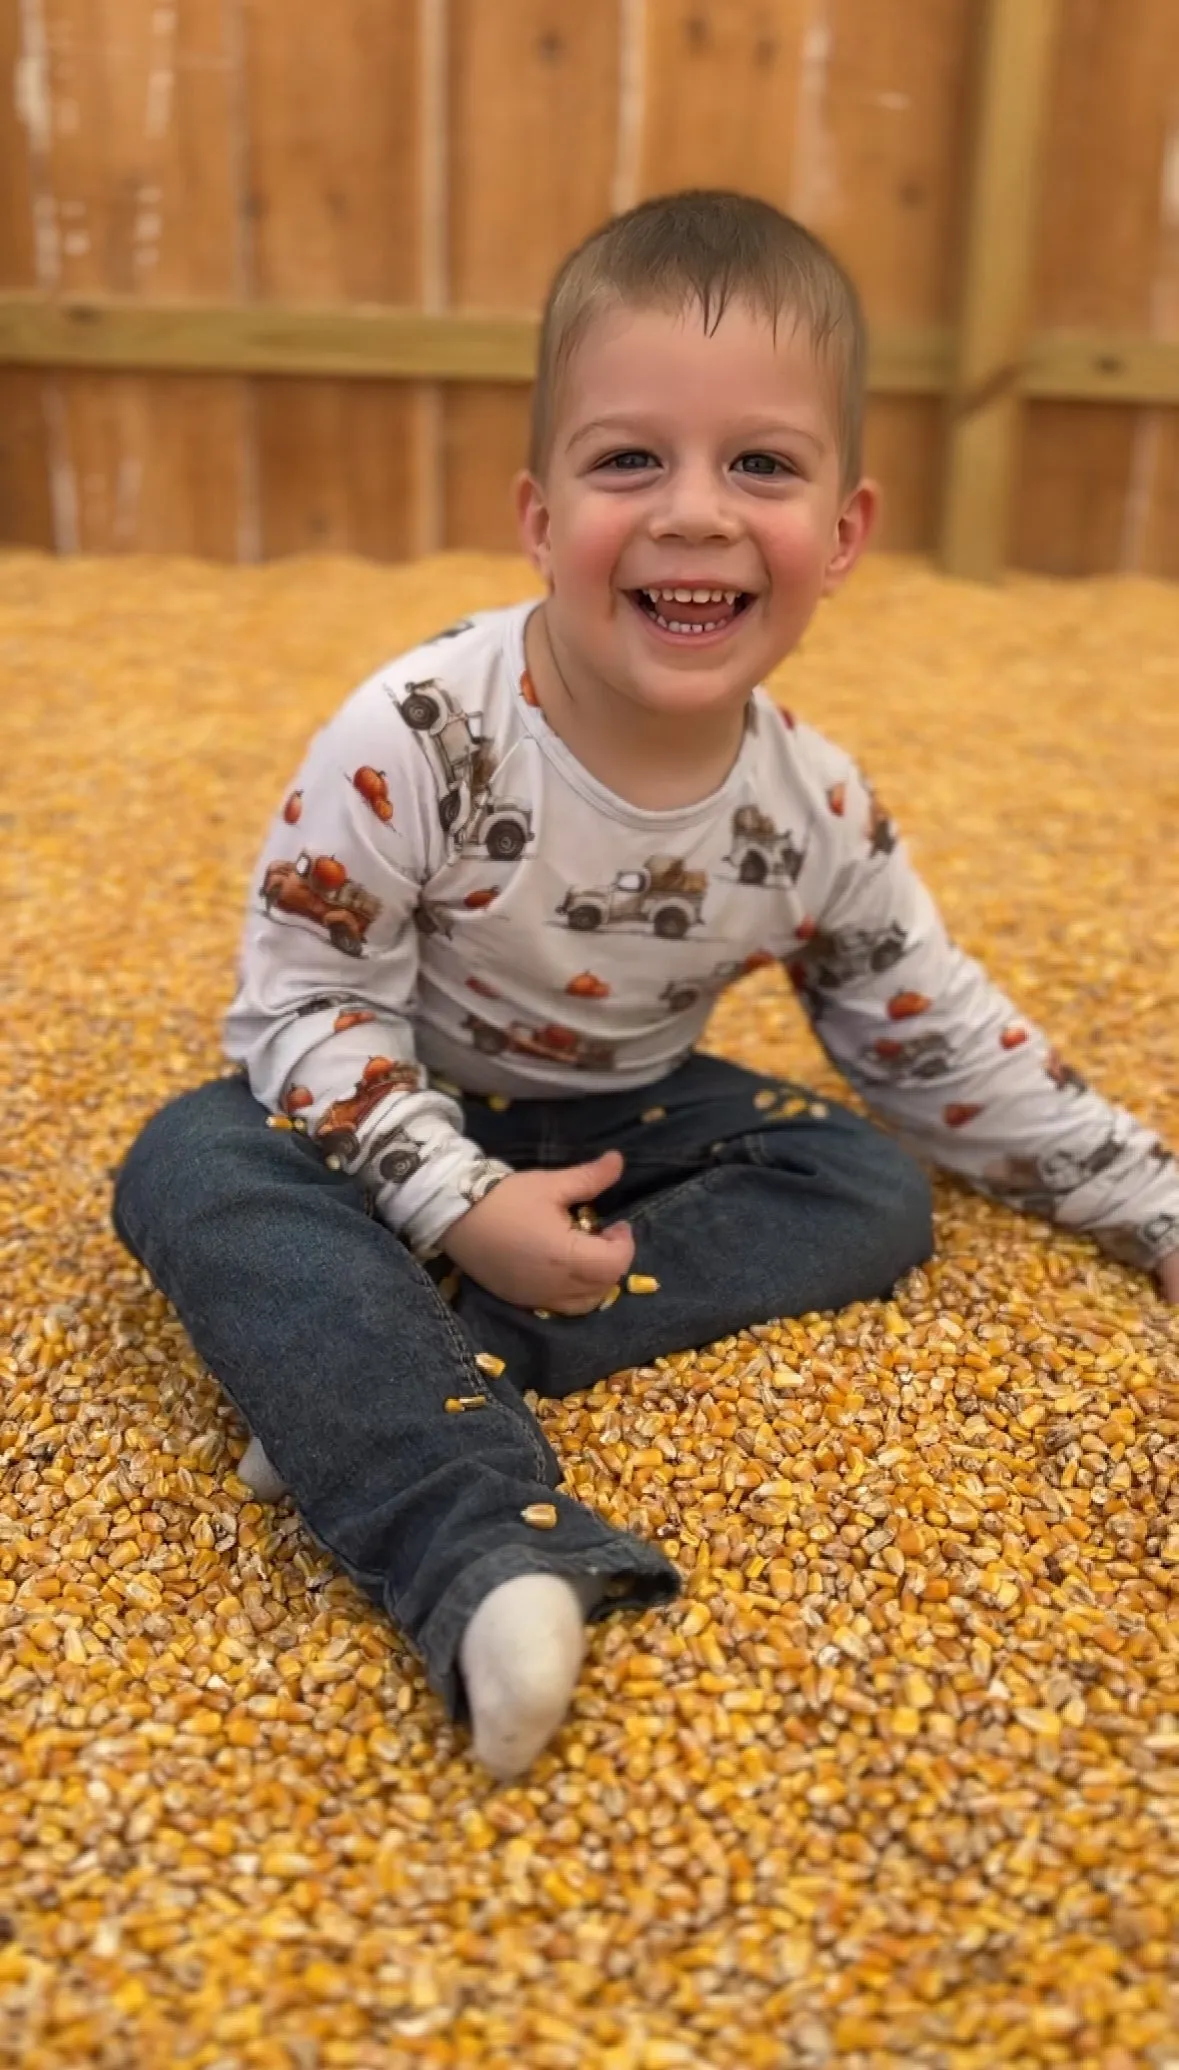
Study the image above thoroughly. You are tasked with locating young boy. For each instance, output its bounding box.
[113,191,1179,1782]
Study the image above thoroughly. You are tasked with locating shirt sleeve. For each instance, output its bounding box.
[223,674,513,1258]
[786,749,1179,1273]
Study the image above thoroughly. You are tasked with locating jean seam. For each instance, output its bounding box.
[622,1165,727,1230]
[403,1247,555,1480]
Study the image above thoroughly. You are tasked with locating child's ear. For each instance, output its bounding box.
[822,478,879,596]
[515,470,553,585]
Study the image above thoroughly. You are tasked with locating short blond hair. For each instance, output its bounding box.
[529,189,866,489]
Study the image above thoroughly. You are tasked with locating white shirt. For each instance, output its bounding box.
[225,603,1178,1268]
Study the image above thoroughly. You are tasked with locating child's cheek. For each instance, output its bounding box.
[565,499,631,596]
[763,509,835,595]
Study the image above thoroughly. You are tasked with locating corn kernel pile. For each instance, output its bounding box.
[2,549,1177,2070]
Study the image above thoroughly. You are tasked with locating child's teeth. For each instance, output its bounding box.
[637,587,746,632]
[653,612,728,633]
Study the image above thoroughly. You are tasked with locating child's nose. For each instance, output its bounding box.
[649,463,739,541]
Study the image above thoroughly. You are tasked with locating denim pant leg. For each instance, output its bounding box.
[110,1076,680,1720]
[456,1053,935,1399]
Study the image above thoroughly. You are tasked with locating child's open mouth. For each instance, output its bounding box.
[629,587,754,638]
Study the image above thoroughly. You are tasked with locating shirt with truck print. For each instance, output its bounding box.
[225,602,1178,1269]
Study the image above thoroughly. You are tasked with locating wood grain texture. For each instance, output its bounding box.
[27,0,245,555]
[810,0,975,555]
[444,0,622,549]
[638,1,806,203]
[863,399,942,552]
[940,0,1059,580]
[0,0,53,545]
[0,294,968,392]
[242,0,422,560]
[1016,0,1179,575]
[0,368,54,547]
[2,0,1177,571]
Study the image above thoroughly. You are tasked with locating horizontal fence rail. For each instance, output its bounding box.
[3,295,1179,408]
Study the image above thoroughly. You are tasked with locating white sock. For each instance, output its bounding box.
[237,1445,601,1776]
[459,1571,603,1781]
[238,1434,288,1503]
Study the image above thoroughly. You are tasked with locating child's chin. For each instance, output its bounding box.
[626,673,747,717]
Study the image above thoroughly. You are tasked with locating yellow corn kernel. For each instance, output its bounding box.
[8,546,1174,2069]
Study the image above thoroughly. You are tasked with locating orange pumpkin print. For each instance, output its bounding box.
[353,768,394,824]
[312,854,348,892]
[464,887,500,910]
[334,1009,375,1033]
[888,990,932,1021]
[520,670,540,708]
[283,1084,314,1114]
[566,972,611,999]
[283,790,303,824]
[361,1056,397,1088]
[827,783,846,816]
[944,1102,984,1128]
[1000,1025,1029,1050]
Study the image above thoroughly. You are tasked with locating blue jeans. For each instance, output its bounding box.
[111,1053,932,1721]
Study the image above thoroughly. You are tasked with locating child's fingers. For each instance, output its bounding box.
[548,1148,625,1209]
[545,1292,613,1317]
[561,1220,636,1290]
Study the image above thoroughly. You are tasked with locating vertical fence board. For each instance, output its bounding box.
[817,0,974,551]
[1016,0,1179,575]
[444,0,621,549]
[940,0,1058,580]
[243,0,422,560]
[27,0,244,555]
[638,2,806,202]
[1,0,53,545]
[0,367,53,548]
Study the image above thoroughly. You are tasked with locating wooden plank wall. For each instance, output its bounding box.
[2,0,1177,574]
[13,0,249,557]
[1015,0,1179,579]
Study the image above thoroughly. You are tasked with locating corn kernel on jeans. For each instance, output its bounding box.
[111,1052,933,1721]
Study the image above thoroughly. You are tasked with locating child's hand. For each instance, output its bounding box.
[442,1149,636,1315]
[1158,1251,1179,1304]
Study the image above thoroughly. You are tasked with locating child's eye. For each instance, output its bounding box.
[734,452,796,478]
[597,450,658,472]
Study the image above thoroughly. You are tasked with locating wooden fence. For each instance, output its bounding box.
[2,0,1177,578]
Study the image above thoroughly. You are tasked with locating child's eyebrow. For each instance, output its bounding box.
[565,418,645,452]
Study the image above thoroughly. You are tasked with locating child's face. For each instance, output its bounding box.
[517,299,875,723]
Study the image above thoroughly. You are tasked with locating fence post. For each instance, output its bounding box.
[940,0,1060,581]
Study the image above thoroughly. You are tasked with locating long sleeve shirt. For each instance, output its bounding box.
[224,601,1179,1271]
